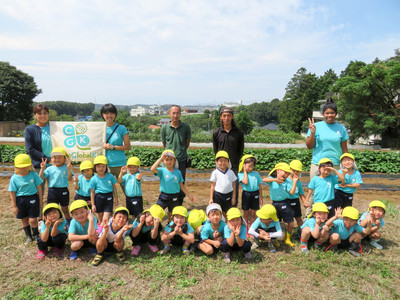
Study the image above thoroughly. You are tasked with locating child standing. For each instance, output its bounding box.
[198,203,226,255]
[358,200,386,249]
[334,153,363,208]
[90,155,118,225]
[221,207,252,263]
[91,207,133,266]
[263,162,295,247]
[287,160,309,227]
[40,147,73,221]
[117,157,143,218]
[305,158,346,218]
[160,206,195,255]
[68,200,98,260]
[73,160,94,208]
[9,154,43,243]
[238,154,263,232]
[151,150,194,220]
[248,204,282,253]
[209,151,237,220]
[36,203,67,259]
[130,204,165,256]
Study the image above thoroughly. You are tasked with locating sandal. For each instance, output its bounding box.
[91,254,103,266]
[116,252,125,262]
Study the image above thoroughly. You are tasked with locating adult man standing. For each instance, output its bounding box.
[160,105,191,182]
[212,107,244,207]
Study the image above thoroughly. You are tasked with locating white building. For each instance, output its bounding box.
[222,100,242,107]
[130,106,147,117]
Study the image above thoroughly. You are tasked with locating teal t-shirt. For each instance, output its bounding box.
[358,212,384,229]
[68,216,98,235]
[122,172,142,197]
[307,121,349,165]
[76,174,91,197]
[334,170,363,194]
[238,171,262,192]
[286,177,304,199]
[44,165,69,188]
[223,223,247,243]
[250,217,282,232]
[89,173,117,194]
[41,124,52,160]
[164,221,194,234]
[300,218,325,231]
[40,219,67,234]
[8,172,43,196]
[106,123,128,167]
[156,167,183,194]
[266,177,290,201]
[200,221,226,240]
[331,219,364,240]
[132,219,154,233]
[308,175,339,203]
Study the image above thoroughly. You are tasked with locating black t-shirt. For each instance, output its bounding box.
[212,126,244,171]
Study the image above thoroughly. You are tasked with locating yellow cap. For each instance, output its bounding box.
[114,206,129,216]
[162,149,176,158]
[312,202,329,214]
[80,160,94,171]
[69,199,89,213]
[227,207,242,221]
[42,203,63,217]
[340,153,355,161]
[256,204,278,221]
[215,150,229,160]
[144,204,166,220]
[369,200,386,212]
[172,206,188,218]
[268,162,291,176]
[51,147,67,157]
[188,209,207,231]
[239,154,256,172]
[127,156,141,167]
[289,160,303,171]
[93,155,108,165]
[342,207,359,220]
[14,154,32,168]
[318,158,333,166]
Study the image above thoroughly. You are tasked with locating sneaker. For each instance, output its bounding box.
[244,252,252,260]
[369,239,383,250]
[70,251,79,260]
[36,249,48,260]
[24,236,33,244]
[89,248,97,256]
[159,246,170,255]
[148,244,159,253]
[54,247,64,257]
[32,234,39,241]
[348,242,361,257]
[273,239,280,247]
[267,242,276,253]
[251,242,259,251]
[131,245,142,256]
[349,249,361,257]
[325,244,338,253]
[116,252,125,262]
[223,252,231,263]
[91,254,103,266]
[182,248,191,256]
[313,242,322,250]
[300,246,309,254]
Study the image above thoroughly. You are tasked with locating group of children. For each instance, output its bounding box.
[8,146,386,264]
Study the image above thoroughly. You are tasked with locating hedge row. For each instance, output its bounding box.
[1,145,399,174]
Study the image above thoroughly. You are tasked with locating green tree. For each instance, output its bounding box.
[315,69,338,104]
[235,110,254,135]
[0,62,41,122]
[41,101,94,116]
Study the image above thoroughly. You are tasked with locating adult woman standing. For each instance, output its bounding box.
[305,99,349,214]
[101,103,131,178]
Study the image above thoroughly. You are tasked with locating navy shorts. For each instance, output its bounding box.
[298,227,317,244]
[95,192,114,213]
[126,196,144,217]
[337,237,351,249]
[47,187,70,207]
[157,192,180,212]
[74,194,91,209]
[16,194,40,219]
[334,189,353,209]
[324,199,337,219]
[241,190,260,211]
[272,199,294,224]
[81,239,96,249]
[289,198,302,218]
[213,191,233,213]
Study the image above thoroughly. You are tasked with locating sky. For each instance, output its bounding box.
[0,0,399,106]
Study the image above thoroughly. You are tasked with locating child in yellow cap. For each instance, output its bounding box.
[130,204,165,256]
[248,204,282,253]
[358,200,386,249]
[334,153,363,208]
[9,154,43,243]
[73,160,94,208]
[160,206,195,255]
[221,208,252,263]
[263,162,295,247]
[118,156,143,218]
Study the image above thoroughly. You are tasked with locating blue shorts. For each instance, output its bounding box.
[334,189,353,209]
[272,199,294,224]
[241,190,260,211]
[74,194,91,209]
[95,192,114,213]
[126,196,144,217]
[289,198,302,218]
[157,192,181,212]
[16,194,40,219]
[47,187,70,207]
[213,191,233,213]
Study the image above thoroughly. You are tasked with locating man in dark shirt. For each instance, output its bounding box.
[212,107,244,207]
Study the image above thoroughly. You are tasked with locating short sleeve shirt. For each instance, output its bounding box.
[266,177,290,201]
[132,219,154,233]
[331,219,364,240]
[122,172,142,197]
[250,218,282,232]
[358,212,384,229]
[40,219,67,234]
[76,174,91,197]
[238,171,262,192]
[300,218,325,231]
[160,121,191,162]
[200,221,226,240]
[68,216,98,235]
[156,167,183,194]
[8,172,43,196]
[44,165,69,188]
[89,173,117,194]
[106,123,129,167]
[334,170,363,194]
[210,169,237,194]
[98,218,129,243]
[223,223,247,243]
[308,175,338,203]
[285,177,305,199]
[164,221,194,234]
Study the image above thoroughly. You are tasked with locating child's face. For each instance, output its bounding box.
[145,213,154,226]
[96,164,107,174]
[208,210,222,225]
[343,217,356,229]
[15,166,30,176]
[319,165,332,178]
[113,212,128,227]
[314,212,328,222]
[341,157,354,169]
[229,217,241,228]
[216,157,229,170]
[260,218,274,226]
[277,169,290,181]
[291,169,301,177]
[244,161,255,173]
[102,112,116,123]
[45,209,61,223]
[163,156,175,169]
[82,168,93,179]
[173,214,186,227]
[370,207,385,219]
[128,165,139,174]
[52,155,66,167]
[71,207,89,223]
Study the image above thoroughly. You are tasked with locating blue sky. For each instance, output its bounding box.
[0,0,399,106]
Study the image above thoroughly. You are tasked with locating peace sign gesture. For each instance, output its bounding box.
[308,118,316,134]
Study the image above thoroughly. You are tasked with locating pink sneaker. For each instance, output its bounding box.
[96,225,103,234]
[131,245,141,256]
[54,247,64,257]
[148,244,159,253]
[37,249,48,260]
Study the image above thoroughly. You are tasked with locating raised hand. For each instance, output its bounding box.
[120,166,127,174]
[308,118,316,134]
[66,158,72,170]
[40,158,47,169]
[136,173,142,181]
[139,214,146,225]
[154,217,160,227]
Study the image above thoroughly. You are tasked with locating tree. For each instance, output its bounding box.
[244,99,281,126]
[235,110,254,135]
[334,52,400,147]
[315,69,338,105]
[0,62,41,122]
[41,101,94,116]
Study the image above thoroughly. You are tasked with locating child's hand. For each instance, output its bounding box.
[366,213,372,224]
[40,158,46,169]
[139,214,146,225]
[73,173,79,183]
[44,216,52,227]
[303,200,310,208]
[122,224,133,232]
[276,178,284,184]
[228,223,235,231]
[339,182,346,188]
[88,212,94,222]
[92,205,97,213]
[66,158,72,170]
[335,207,342,219]
[12,206,18,216]
[120,166,127,174]
[188,194,195,202]
[208,199,213,205]
[292,173,299,182]
[175,226,183,236]
[54,218,64,226]
[375,219,381,227]
[308,118,316,134]
[136,173,142,181]
[154,217,160,227]
[102,219,110,229]
[213,240,221,248]
[341,168,348,174]
[213,230,220,240]
[233,226,240,236]
[322,225,329,232]
[316,217,322,225]
[326,167,336,172]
